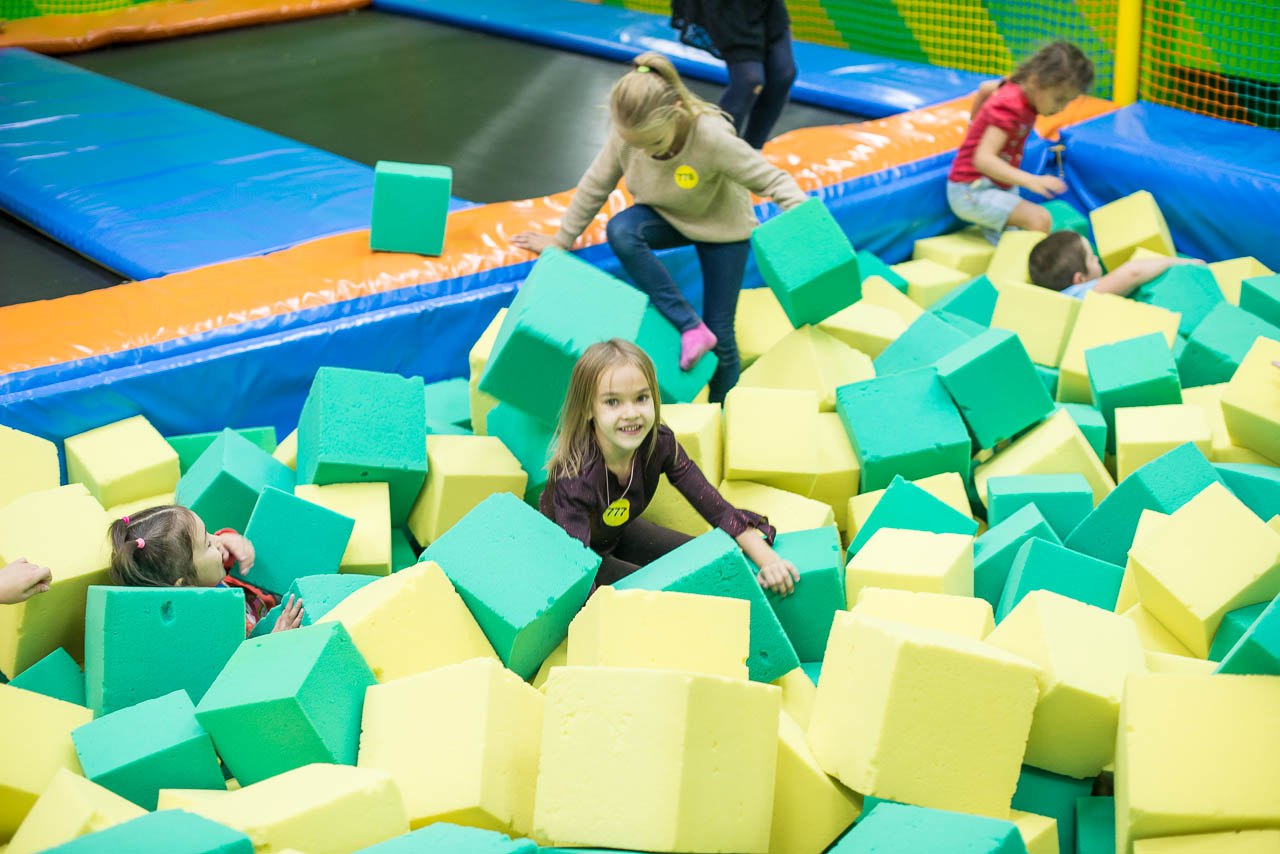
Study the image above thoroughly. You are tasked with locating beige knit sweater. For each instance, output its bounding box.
[554,112,808,249]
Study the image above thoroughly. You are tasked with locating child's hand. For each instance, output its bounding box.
[214,532,255,573]
[272,594,304,633]
[757,559,801,597]
[1024,174,1066,198]
[0,558,53,604]
[511,231,557,255]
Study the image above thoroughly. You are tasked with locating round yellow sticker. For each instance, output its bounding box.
[674,165,699,189]
[602,498,631,527]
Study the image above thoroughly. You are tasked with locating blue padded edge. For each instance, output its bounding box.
[371,0,988,117]
[0,48,474,281]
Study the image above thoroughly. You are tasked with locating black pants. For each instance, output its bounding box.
[595,518,694,587]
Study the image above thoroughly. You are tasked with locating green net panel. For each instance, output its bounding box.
[1,0,140,21]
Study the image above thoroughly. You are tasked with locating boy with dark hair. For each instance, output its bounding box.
[1028,230,1203,298]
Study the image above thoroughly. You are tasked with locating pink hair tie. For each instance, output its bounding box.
[121,515,131,525]
[135,538,145,549]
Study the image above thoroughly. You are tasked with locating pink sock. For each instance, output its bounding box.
[679,323,717,371]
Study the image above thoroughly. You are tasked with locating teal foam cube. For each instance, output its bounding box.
[167,427,276,475]
[973,504,1061,608]
[936,328,1055,449]
[1178,302,1280,388]
[479,249,649,423]
[1214,595,1278,676]
[296,366,428,524]
[830,802,1026,853]
[987,473,1094,540]
[752,197,860,326]
[85,586,243,716]
[997,538,1123,621]
[423,492,599,679]
[1011,765,1093,854]
[873,311,973,376]
[635,302,717,403]
[175,428,295,533]
[615,529,799,682]
[1065,442,1223,566]
[1045,200,1091,237]
[72,690,223,809]
[1075,796,1116,854]
[1035,363,1059,398]
[1215,462,1280,521]
[9,647,84,706]
[937,310,990,338]
[836,368,972,492]
[356,823,539,853]
[1209,600,1269,661]
[847,475,978,558]
[241,486,355,595]
[391,527,418,572]
[44,809,252,854]
[1084,332,1181,450]
[1133,263,1225,336]
[195,621,375,786]
[801,660,823,683]
[766,527,845,661]
[858,249,908,292]
[484,403,555,505]
[929,275,998,326]
[249,573,379,638]
[1241,273,1280,327]
[1054,402,1107,460]
[423,377,473,430]
[370,161,452,256]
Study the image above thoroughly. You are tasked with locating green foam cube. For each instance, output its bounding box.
[422,492,599,679]
[1035,364,1060,398]
[1214,462,1280,521]
[1177,302,1280,388]
[937,328,1055,449]
[1133,263,1225,337]
[248,572,378,638]
[801,660,822,683]
[752,197,860,326]
[997,538,1123,621]
[64,415,179,510]
[836,368,972,492]
[937,310,991,338]
[873,311,974,376]
[9,647,84,707]
[830,802,1026,853]
[1209,600,1269,661]
[241,486,355,595]
[358,823,539,853]
[1085,332,1181,450]
[44,809,252,854]
[296,366,428,524]
[847,474,978,557]
[973,504,1060,609]
[987,473,1094,540]
[766,527,845,661]
[175,428,295,533]
[929,275,998,326]
[479,403,554,505]
[1045,200,1091,237]
[72,690,223,809]
[1075,796,1116,854]
[85,586,243,716]
[423,377,473,431]
[635,302,718,403]
[614,529,799,682]
[1214,595,1278,676]
[195,621,375,786]
[1011,765,1094,854]
[1240,273,1280,327]
[1054,402,1108,460]
[391,526,418,572]
[858,249,908,292]
[370,161,452,256]
[166,427,276,475]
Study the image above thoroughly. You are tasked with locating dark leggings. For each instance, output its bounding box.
[719,28,797,149]
[594,518,694,587]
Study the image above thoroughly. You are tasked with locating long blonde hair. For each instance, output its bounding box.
[548,340,662,483]
[611,52,725,153]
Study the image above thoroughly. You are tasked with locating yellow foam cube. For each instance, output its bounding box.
[1209,256,1273,305]
[1114,405,1212,482]
[845,471,971,545]
[769,712,861,854]
[1011,809,1060,854]
[1222,336,1280,463]
[723,387,820,494]
[1116,510,1169,613]
[736,286,794,368]
[533,666,780,853]
[273,428,298,470]
[812,413,861,533]
[772,667,817,729]
[718,480,836,533]
[1121,604,1195,657]
[808,613,1040,817]
[1116,674,1280,852]
[1057,292,1181,403]
[859,275,924,324]
[7,768,144,854]
[990,281,1082,367]
[359,658,542,834]
[1131,482,1280,657]
[890,258,971,308]
[1271,515,1280,535]
[974,409,1115,506]
[469,308,507,435]
[1180,384,1273,465]
[63,415,178,510]
[817,300,907,358]
[1135,830,1280,853]
[987,230,1047,287]
[845,528,974,605]
[105,493,174,519]
[738,326,875,412]
[1129,246,1173,263]
[0,686,92,842]
[0,484,111,674]
[0,425,59,512]
[184,763,409,853]
[851,586,994,640]
[1089,190,1175,272]
[407,435,527,546]
[913,227,996,276]
[1143,651,1214,674]
[318,561,498,681]
[156,788,230,809]
[568,587,749,679]
[294,482,390,576]
[642,403,721,537]
[986,590,1147,777]
[530,637,567,692]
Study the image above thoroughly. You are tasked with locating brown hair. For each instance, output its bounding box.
[1029,231,1091,291]
[108,505,202,587]
[1010,41,1095,93]
[610,52,725,153]
[548,339,662,484]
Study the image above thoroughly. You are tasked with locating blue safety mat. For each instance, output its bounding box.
[373,0,988,117]
[0,48,474,281]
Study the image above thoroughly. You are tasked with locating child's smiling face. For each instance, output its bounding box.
[592,363,655,461]
[187,514,227,587]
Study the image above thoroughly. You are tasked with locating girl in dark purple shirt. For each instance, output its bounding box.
[540,339,799,592]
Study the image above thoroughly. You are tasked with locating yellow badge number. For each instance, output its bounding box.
[603,498,631,527]
[674,165,699,189]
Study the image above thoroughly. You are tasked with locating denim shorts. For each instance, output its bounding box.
[947,178,1023,243]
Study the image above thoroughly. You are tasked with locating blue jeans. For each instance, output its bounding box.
[720,28,797,149]
[606,205,750,402]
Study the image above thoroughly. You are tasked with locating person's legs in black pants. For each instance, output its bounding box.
[719,29,797,149]
[696,238,751,402]
[594,518,694,587]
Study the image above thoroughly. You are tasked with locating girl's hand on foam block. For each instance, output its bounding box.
[215,531,255,573]
[511,231,557,255]
[757,559,801,598]
[273,594,304,633]
[0,558,53,604]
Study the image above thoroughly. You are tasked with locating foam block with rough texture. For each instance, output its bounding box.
[249,573,378,638]
[770,713,862,854]
[84,586,243,717]
[723,387,821,494]
[635,302,718,404]
[1115,673,1280,852]
[273,428,298,469]
[359,658,542,834]
[0,424,59,510]
[391,527,418,571]
[41,809,253,854]
[831,802,1027,853]
[72,690,223,809]
[891,258,970,308]
[930,274,999,326]
[752,197,860,327]
[469,308,506,435]
[167,428,276,475]
[1012,765,1092,854]
[1117,509,1172,611]
[1123,603,1194,656]
[986,230,1045,287]
[807,412,862,532]
[765,527,846,661]
[974,409,1115,506]
[988,474,1093,540]
[1059,294,1180,404]
[818,299,908,358]
[1045,199,1091,236]
[737,325,874,411]
[195,622,376,786]
[846,528,974,603]
[1115,405,1212,481]
[358,823,539,852]
[1208,600,1268,661]
[408,435,527,546]
[847,471,971,544]
[736,286,793,367]
[641,404,720,536]
[318,562,496,680]
[990,282,1081,368]
[9,647,84,707]
[873,310,973,376]
[0,685,93,842]
[484,403,554,504]
[6,768,145,854]
[1182,384,1273,464]
[851,586,994,639]
[1210,256,1273,305]
[1054,402,1108,460]
[717,480,836,533]
[809,613,1040,817]
[857,250,909,290]
[1132,263,1224,337]
[1134,830,1280,853]
[240,486,355,594]
[772,666,816,728]
[370,161,451,255]
[1241,273,1280,325]
[1076,796,1115,854]
[1214,594,1278,676]
[64,415,179,510]
[860,274,925,323]
[913,228,996,276]
[998,538,1123,620]
[423,376,473,430]
[1178,302,1280,388]
[175,429,295,533]
[294,482,391,576]
[1222,336,1280,463]
[1085,332,1182,449]
[973,504,1061,608]
[296,366,428,524]
[1089,190,1174,271]
[848,475,978,557]
[533,666,780,853]
[1010,810,1059,854]
[937,328,1055,448]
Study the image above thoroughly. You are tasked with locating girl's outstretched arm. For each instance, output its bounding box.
[735,530,799,596]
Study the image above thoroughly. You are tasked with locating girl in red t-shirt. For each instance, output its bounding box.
[947,42,1094,240]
